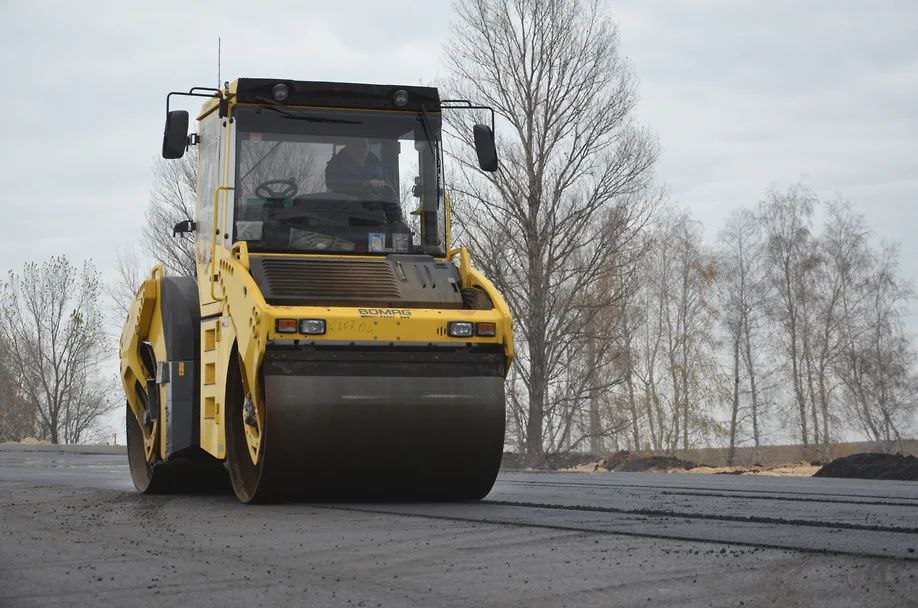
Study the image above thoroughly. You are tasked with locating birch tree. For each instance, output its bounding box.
[717,209,766,464]
[758,184,819,449]
[835,243,916,452]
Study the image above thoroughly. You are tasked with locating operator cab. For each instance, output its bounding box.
[163,78,498,261]
[233,105,443,255]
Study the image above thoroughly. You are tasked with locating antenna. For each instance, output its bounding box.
[217,36,222,89]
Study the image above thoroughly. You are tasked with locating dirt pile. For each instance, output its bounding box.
[813,453,918,481]
[501,450,700,472]
[501,452,600,470]
[601,451,697,472]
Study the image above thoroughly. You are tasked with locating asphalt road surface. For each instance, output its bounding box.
[1,445,916,607]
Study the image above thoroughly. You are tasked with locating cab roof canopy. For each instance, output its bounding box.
[232,78,441,112]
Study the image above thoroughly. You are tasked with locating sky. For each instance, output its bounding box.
[2,1,917,438]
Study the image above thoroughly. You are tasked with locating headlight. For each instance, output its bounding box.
[392,89,409,107]
[447,321,474,338]
[272,83,289,102]
[299,319,326,335]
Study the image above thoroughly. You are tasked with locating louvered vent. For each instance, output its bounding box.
[252,257,401,305]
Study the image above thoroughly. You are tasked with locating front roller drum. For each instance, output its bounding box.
[226,368,505,503]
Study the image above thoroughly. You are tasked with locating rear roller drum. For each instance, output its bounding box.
[225,363,276,503]
[126,400,230,495]
[126,400,171,494]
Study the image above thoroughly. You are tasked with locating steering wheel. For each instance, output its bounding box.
[256,179,298,200]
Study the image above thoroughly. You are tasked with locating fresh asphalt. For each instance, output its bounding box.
[1,445,916,607]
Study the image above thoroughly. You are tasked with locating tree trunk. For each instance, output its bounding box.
[789,315,809,448]
[587,333,603,454]
[525,262,546,464]
[742,317,762,464]
[622,313,640,451]
[818,369,831,462]
[626,369,640,451]
[644,379,659,451]
[728,334,740,466]
[802,331,820,448]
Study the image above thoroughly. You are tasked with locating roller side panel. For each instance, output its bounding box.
[158,277,202,458]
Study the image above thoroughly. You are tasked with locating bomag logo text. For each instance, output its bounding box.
[357,308,412,319]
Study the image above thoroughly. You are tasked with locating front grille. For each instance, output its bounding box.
[252,257,401,305]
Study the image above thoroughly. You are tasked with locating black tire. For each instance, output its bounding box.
[126,401,230,495]
[225,361,276,503]
[126,400,168,493]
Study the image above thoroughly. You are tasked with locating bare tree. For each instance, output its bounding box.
[717,209,766,464]
[835,242,916,452]
[445,0,658,461]
[0,333,36,441]
[615,207,720,455]
[0,256,114,444]
[758,183,819,451]
[107,243,147,322]
[800,200,872,460]
[651,209,718,452]
[613,253,646,450]
[144,149,197,277]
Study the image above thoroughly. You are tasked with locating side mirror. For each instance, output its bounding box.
[473,124,498,172]
[172,219,196,237]
[162,110,189,159]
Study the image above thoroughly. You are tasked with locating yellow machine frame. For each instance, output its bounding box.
[120,80,514,466]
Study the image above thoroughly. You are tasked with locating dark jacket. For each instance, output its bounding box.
[325,149,387,193]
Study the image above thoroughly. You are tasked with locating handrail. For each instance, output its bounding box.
[448,246,472,285]
[231,240,250,270]
[444,193,452,252]
[210,185,235,301]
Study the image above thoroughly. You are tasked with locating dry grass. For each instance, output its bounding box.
[2,438,51,445]
[559,460,821,477]
[682,462,821,477]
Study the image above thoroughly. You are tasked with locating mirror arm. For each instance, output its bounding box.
[186,133,199,146]
[441,99,496,133]
[165,87,222,116]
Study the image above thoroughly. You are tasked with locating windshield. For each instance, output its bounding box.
[233,106,445,256]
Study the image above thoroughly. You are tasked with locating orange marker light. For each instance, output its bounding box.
[275,318,298,334]
[476,322,497,337]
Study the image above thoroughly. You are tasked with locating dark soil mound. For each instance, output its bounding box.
[599,450,631,470]
[542,452,599,470]
[615,454,697,472]
[598,450,697,472]
[500,450,699,472]
[500,451,599,470]
[813,452,918,481]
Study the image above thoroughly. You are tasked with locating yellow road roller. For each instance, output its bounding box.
[119,78,513,502]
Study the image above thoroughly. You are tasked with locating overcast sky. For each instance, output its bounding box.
[2,0,916,280]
